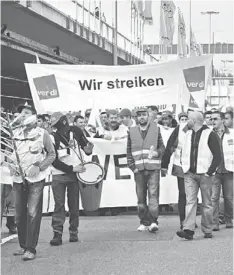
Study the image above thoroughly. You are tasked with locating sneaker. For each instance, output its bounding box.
[213,225,219,232]
[50,232,62,246]
[148,223,159,233]
[219,216,225,224]
[204,233,213,239]
[69,234,78,242]
[226,220,233,229]
[176,230,193,240]
[13,248,25,256]
[137,224,148,231]
[22,251,36,261]
[8,226,17,235]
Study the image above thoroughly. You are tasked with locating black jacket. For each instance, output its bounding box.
[189,125,222,176]
[162,125,222,176]
[52,126,91,174]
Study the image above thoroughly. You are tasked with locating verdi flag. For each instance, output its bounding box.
[160,1,176,46]
[190,28,203,56]
[178,9,187,58]
[143,0,153,24]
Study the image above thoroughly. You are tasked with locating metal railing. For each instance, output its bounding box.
[38,0,157,64]
[1,31,90,64]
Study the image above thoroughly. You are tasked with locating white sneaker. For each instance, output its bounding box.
[137,224,148,231]
[148,223,158,233]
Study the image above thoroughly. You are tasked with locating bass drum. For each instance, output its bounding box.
[77,162,105,212]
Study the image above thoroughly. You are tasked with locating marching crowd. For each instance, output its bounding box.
[1,103,233,261]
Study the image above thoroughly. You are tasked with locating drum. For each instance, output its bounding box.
[77,162,105,212]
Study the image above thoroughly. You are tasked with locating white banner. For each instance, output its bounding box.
[44,136,179,213]
[1,134,203,213]
[25,55,212,112]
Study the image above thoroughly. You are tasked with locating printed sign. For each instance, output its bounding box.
[183,66,205,92]
[33,74,59,100]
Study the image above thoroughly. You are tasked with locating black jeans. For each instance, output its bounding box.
[13,180,45,254]
[51,173,79,235]
[177,177,186,222]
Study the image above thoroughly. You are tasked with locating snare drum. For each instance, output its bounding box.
[76,162,105,186]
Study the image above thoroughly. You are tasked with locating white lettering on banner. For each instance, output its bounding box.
[187,81,204,89]
[37,89,58,98]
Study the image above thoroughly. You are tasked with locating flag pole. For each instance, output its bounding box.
[88,0,91,29]
[82,0,85,25]
[99,0,102,35]
[188,0,192,56]
[130,0,133,56]
[113,0,118,65]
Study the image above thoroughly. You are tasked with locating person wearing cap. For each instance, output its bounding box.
[49,113,93,247]
[127,107,165,232]
[9,104,56,261]
[161,112,189,229]
[119,108,136,128]
[161,111,178,129]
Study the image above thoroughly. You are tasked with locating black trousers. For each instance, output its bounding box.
[177,177,186,222]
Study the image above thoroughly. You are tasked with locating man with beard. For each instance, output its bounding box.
[127,108,165,232]
[9,105,55,261]
[49,114,93,246]
[95,110,128,140]
[177,111,221,240]
[211,111,233,230]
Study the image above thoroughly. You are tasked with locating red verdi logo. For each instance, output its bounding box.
[183,66,205,92]
[33,74,59,100]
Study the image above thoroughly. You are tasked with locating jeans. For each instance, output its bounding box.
[51,173,79,235]
[13,180,45,254]
[1,184,16,219]
[134,170,160,226]
[177,177,186,223]
[211,172,233,226]
[183,172,213,234]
